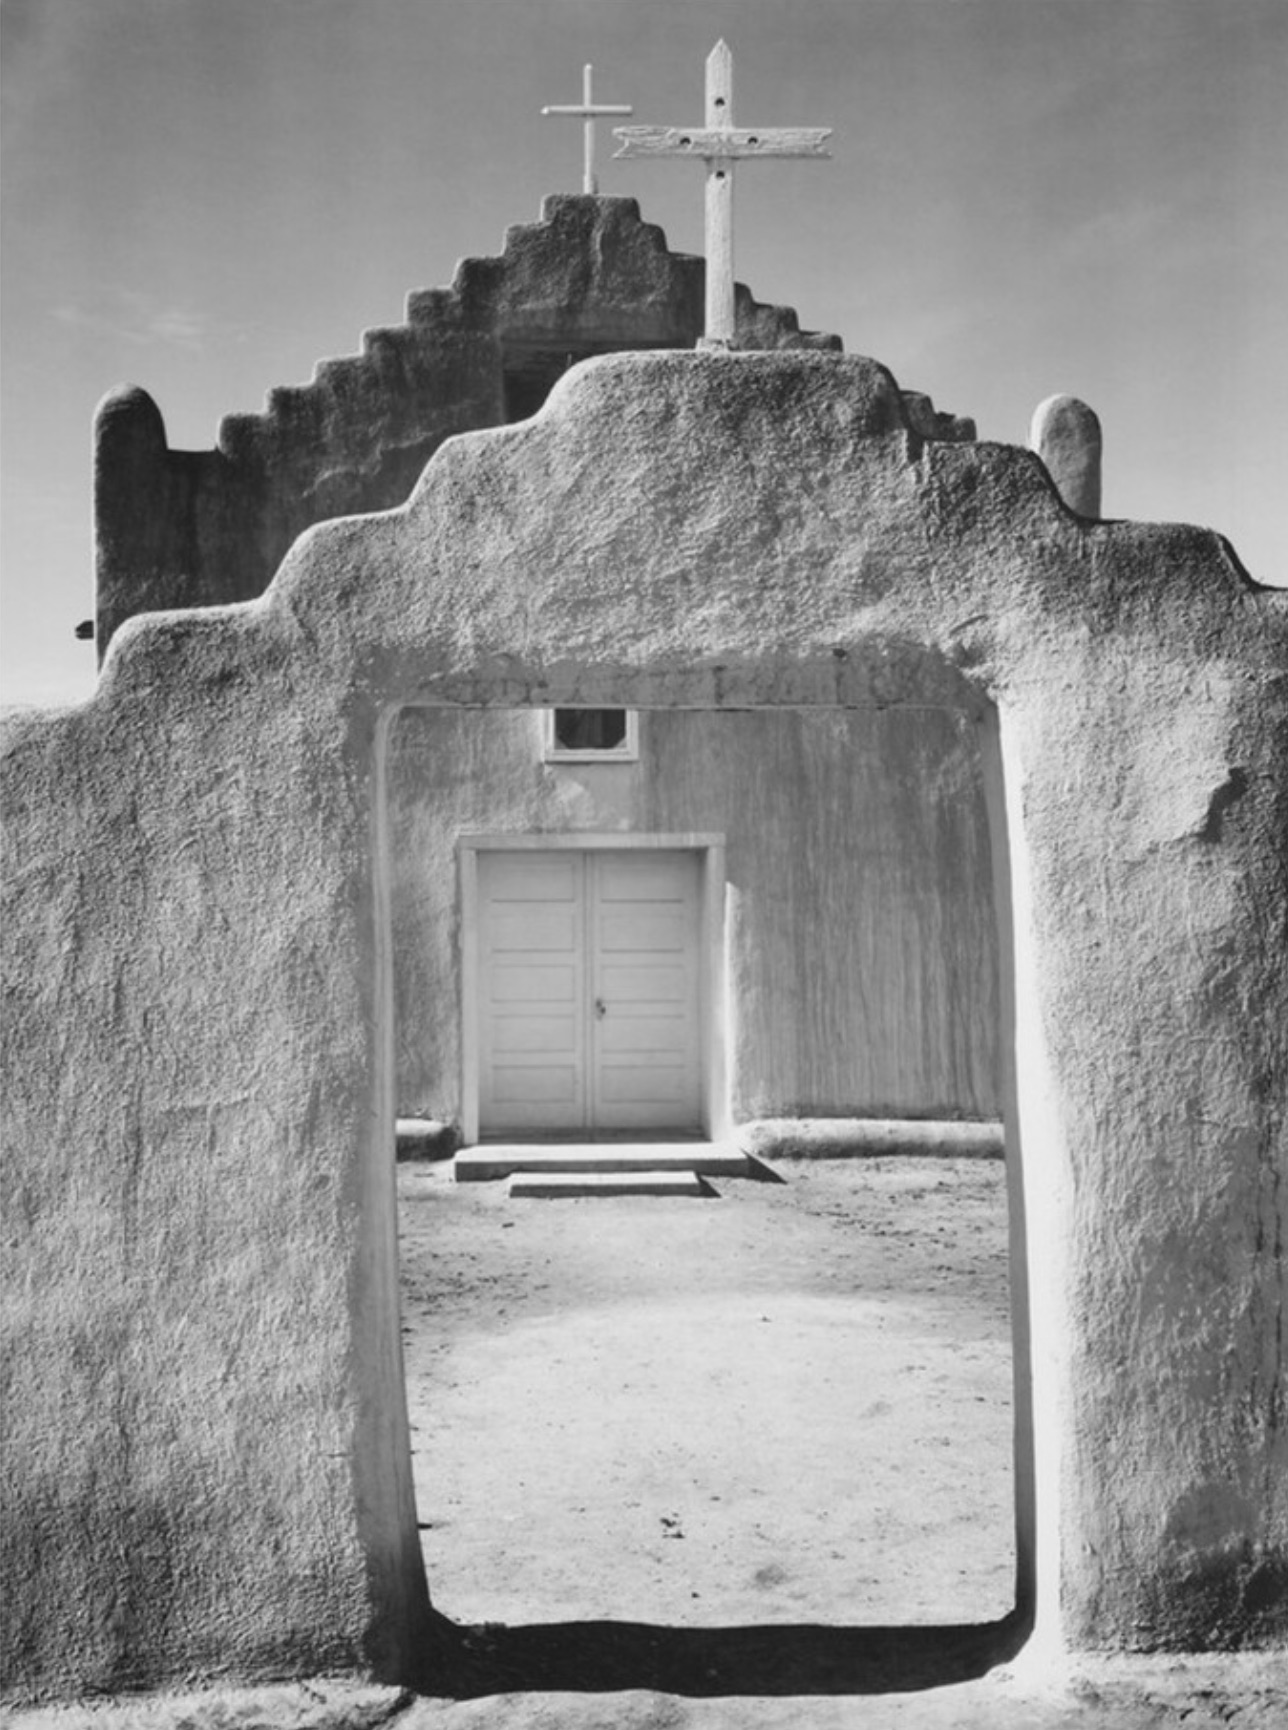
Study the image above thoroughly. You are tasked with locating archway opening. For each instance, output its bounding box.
[378,684,1033,1694]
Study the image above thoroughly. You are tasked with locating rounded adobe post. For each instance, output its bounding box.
[93,385,169,664]
[94,381,168,466]
[1029,394,1102,519]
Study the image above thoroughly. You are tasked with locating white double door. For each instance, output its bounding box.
[478,849,702,1136]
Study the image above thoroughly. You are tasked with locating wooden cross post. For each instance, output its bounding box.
[613,41,830,348]
[542,64,633,196]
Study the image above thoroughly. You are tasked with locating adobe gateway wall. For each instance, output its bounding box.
[93,195,853,655]
[3,352,1286,1700]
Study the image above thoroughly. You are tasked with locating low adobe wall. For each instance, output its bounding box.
[3,351,1286,1700]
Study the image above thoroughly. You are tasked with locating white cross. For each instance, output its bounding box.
[614,41,831,348]
[542,64,634,196]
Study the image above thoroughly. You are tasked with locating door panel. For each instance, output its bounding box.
[492,1014,579,1053]
[598,1012,690,1053]
[599,910,689,951]
[490,964,577,1003]
[478,853,587,1132]
[491,1065,580,1105]
[598,1070,694,1107]
[597,856,690,900]
[491,909,579,950]
[487,856,579,899]
[477,849,702,1136]
[589,851,701,1133]
[599,962,690,1001]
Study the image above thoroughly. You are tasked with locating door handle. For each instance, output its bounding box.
[595,998,608,1019]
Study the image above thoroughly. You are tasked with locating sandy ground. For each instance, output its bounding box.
[397,1155,1016,1631]
[13,1659,1288,1730]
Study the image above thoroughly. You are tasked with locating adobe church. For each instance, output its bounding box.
[2,53,1286,1707]
[93,189,998,1151]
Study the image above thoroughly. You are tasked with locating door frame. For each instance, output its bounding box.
[459,833,727,1146]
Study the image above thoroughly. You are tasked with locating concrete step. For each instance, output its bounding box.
[508,1170,709,1199]
[455,1142,749,1183]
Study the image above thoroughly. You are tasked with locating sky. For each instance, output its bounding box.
[2,0,1285,707]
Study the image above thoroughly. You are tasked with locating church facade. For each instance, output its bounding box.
[98,195,999,1145]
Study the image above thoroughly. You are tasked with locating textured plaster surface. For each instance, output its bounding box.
[4,350,1286,1701]
[93,196,848,654]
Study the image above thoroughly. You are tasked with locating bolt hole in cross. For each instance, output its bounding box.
[386,697,1021,1672]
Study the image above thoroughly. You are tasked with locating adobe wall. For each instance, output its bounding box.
[3,351,1285,1700]
[388,707,1000,1124]
[93,195,854,655]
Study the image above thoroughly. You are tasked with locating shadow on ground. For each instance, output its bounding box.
[416,1607,1030,1698]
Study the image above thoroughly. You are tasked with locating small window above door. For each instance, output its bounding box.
[542,709,639,763]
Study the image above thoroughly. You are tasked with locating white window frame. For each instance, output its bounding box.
[541,708,639,763]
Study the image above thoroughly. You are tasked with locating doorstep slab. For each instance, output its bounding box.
[509,1170,709,1198]
[456,1142,749,1182]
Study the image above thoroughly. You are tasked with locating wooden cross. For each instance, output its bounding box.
[614,40,830,348]
[542,64,633,196]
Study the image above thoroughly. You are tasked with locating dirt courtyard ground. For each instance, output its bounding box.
[19,1158,1288,1725]
[397,1155,1016,1633]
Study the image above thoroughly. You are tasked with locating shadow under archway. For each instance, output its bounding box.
[415,1607,1030,1698]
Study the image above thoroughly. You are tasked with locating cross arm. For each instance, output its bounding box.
[613,125,831,160]
[543,103,635,117]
